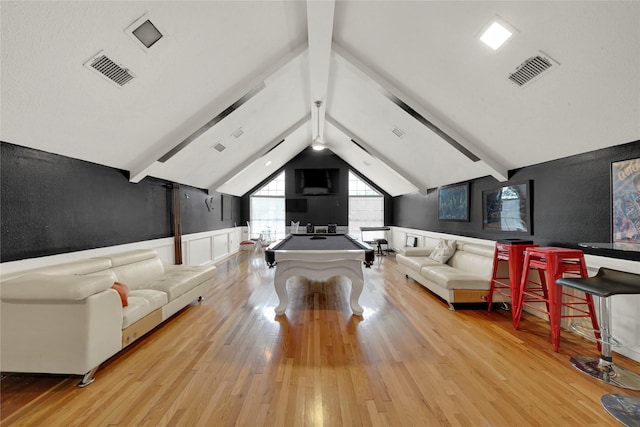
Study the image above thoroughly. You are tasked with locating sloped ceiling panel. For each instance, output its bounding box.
[323,124,419,197]
[328,55,497,190]
[333,1,640,171]
[148,53,309,190]
[216,122,313,197]
[0,1,307,173]
[1,1,639,198]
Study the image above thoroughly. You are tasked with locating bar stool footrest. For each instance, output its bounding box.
[570,355,640,391]
[569,323,618,346]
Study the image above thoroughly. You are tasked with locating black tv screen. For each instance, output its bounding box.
[295,168,339,195]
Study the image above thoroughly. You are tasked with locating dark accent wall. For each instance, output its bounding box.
[180,186,240,235]
[393,140,640,260]
[240,147,392,227]
[1,142,240,262]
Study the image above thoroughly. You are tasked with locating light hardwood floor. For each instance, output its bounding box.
[2,250,639,426]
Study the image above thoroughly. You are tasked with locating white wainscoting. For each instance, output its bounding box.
[0,227,242,276]
[389,226,640,363]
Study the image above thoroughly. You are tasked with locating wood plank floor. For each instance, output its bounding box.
[2,251,640,426]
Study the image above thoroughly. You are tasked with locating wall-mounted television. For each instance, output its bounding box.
[294,168,339,195]
[482,181,532,234]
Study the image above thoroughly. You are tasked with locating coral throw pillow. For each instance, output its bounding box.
[112,281,129,307]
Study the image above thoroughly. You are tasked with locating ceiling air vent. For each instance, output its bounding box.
[392,127,405,138]
[84,51,135,87]
[212,143,226,152]
[508,53,559,87]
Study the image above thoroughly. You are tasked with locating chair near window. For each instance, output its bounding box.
[290,221,300,234]
[240,221,260,251]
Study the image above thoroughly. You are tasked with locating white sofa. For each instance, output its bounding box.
[0,249,216,386]
[396,240,503,309]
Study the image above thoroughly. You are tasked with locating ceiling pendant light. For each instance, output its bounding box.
[311,100,325,151]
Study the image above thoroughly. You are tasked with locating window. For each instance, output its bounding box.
[348,171,384,241]
[250,171,286,241]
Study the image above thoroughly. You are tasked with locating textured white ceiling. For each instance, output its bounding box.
[2,1,639,197]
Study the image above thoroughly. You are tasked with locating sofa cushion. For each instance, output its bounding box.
[396,247,433,257]
[122,289,168,328]
[420,266,490,290]
[459,243,495,258]
[96,249,159,267]
[429,239,457,263]
[447,249,494,279]
[1,274,114,301]
[111,258,165,290]
[1,258,113,282]
[397,255,442,272]
[150,265,216,301]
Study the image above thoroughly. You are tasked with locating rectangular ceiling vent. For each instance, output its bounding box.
[392,127,405,138]
[508,53,559,87]
[84,51,135,87]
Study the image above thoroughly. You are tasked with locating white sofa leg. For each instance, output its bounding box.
[78,366,99,388]
[448,302,455,311]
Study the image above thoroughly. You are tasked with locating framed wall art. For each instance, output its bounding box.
[438,182,469,221]
[482,181,532,234]
[612,157,640,244]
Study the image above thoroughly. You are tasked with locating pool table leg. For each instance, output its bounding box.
[274,270,288,315]
[350,277,364,315]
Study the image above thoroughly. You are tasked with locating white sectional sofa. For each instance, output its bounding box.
[0,249,216,386]
[396,239,503,309]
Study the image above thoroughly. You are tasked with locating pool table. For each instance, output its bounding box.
[265,234,375,315]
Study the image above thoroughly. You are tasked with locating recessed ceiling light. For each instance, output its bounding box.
[133,20,162,48]
[125,14,163,52]
[480,18,516,50]
[265,160,272,166]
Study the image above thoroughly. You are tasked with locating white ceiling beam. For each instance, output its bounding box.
[326,115,429,195]
[307,0,335,141]
[128,43,308,183]
[332,42,509,183]
[209,114,311,194]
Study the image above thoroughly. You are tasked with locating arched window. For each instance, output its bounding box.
[348,171,384,240]
[250,171,286,241]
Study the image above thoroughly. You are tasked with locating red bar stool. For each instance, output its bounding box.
[487,239,537,326]
[513,247,601,352]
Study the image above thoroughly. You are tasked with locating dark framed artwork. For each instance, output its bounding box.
[221,194,233,221]
[438,183,469,221]
[482,181,532,234]
[612,157,640,244]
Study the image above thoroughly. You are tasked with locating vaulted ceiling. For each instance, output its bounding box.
[2,1,639,197]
